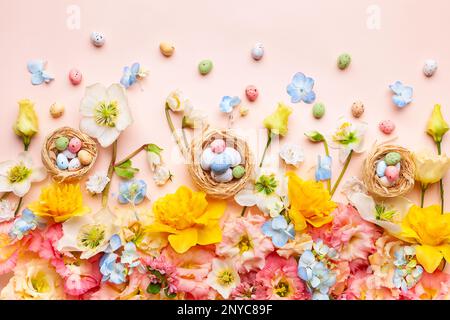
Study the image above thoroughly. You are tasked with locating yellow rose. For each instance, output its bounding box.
[13,99,39,150]
[146,186,226,254]
[286,171,336,231]
[426,104,449,143]
[263,102,292,136]
[399,205,450,273]
[412,150,450,186]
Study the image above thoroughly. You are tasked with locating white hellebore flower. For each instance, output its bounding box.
[166,89,191,112]
[0,152,47,197]
[328,118,367,162]
[86,173,110,194]
[80,83,133,148]
[182,103,207,129]
[279,143,305,167]
[57,208,119,259]
[206,259,240,299]
[153,166,172,186]
[0,200,15,223]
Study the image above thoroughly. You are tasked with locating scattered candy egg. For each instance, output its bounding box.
[351,101,364,118]
[338,53,352,70]
[55,137,69,151]
[68,137,82,153]
[62,149,77,160]
[78,150,93,166]
[90,31,105,47]
[385,152,401,166]
[211,168,233,183]
[245,85,259,102]
[423,59,437,77]
[379,120,395,135]
[232,165,245,179]
[159,42,175,57]
[49,103,65,118]
[69,69,82,85]
[200,148,216,171]
[210,153,232,174]
[223,147,242,166]
[251,43,264,61]
[312,102,325,119]
[56,153,69,170]
[376,160,387,177]
[198,59,213,75]
[239,105,249,117]
[210,139,226,154]
[385,165,400,182]
[68,158,81,171]
[379,176,393,187]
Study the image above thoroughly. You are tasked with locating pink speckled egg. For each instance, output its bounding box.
[69,68,82,85]
[210,139,226,154]
[68,137,82,154]
[385,165,400,182]
[379,120,396,135]
[245,85,259,102]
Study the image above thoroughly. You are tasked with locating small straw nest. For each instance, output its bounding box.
[363,144,415,198]
[42,127,98,182]
[187,128,254,199]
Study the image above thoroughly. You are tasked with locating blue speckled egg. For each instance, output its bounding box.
[56,153,69,170]
[210,153,232,174]
[251,43,264,61]
[376,160,387,177]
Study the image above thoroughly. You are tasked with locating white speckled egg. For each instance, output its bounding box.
[211,168,233,183]
[423,59,438,77]
[63,149,77,160]
[68,158,81,171]
[200,147,215,171]
[251,43,264,61]
[223,147,242,166]
[379,176,394,187]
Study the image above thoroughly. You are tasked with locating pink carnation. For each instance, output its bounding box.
[141,254,178,296]
[28,223,63,262]
[255,253,309,300]
[216,213,273,272]
[339,271,400,300]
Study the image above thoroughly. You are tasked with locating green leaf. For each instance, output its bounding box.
[147,282,161,295]
[114,160,139,180]
[305,131,325,142]
[164,287,177,299]
[255,174,278,195]
[145,144,163,155]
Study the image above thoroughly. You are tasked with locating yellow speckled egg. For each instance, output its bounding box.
[159,42,175,57]
[78,150,92,166]
[50,103,65,118]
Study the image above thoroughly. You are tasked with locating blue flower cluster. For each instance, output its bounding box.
[118,179,147,205]
[261,215,295,248]
[9,209,43,240]
[392,246,423,292]
[219,96,241,113]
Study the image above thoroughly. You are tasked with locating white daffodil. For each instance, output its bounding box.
[166,89,191,112]
[0,200,15,223]
[57,207,119,259]
[153,166,172,186]
[206,259,240,299]
[182,103,207,129]
[0,152,47,197]
[80,83,133,148]
[86,173,110,194]
[328,118,367,162]
[279,143,305,167]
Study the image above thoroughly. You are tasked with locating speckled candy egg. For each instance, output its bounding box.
[62,149,77,160]
[198,59,213,75]
[223,147,242,167]
[251,43,264,61]
[210,139,226,154]
[90,32,105,47]
[379,120,396,135]
[159,42,175,57]
[351,101,364,118]
[69,69,82,85]
[56,153,69,170]
[245,85,259,102]
[49,103,65,118]
[200,148,215,171]
[379,176,393,187]
[78,150,93,166]
[210,153,233,174]
[423,59,438,77]
[232,165,245,179]
[68,137,82,153]
[385,166,400,183]
[211,168,233,183]
[68,158,81,171]
[312,102,325,119]
[55,137,69,151]
[385,152,401,166]
[376,160,387,177]
[337,53,352,70]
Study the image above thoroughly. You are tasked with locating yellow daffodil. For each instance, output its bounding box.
[399,205,450,273]
[263,102,292,136]
[28,183,90,222]
[426,104,449,144]
[146,186,226,254]
[286,172,336,231]
[412,150,450,186]
[13,99,39,150]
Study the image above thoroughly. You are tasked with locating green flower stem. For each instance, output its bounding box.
[115,144,149,167]
[181,127,190,150]
[240,206,247,216]
[331,150,353,197]
[102,140,118,208]
[259,131,273,168]
[323,140,331,192]
[420,183,428,208]
[437,142,445,214]
[165,105,187,158]
[13,197,23,217]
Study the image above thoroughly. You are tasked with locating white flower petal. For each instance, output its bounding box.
[234,190,258,207]
[107,84,132,131]
[30,167,47,183]
[80,83,108,116]
[0,176,12,193]
[11,181,31,197]
[80,117,106,140]
[17,152,34,168]
[0,161,14,176]
[97,127,120,148]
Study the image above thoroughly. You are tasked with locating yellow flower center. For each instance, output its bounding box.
[8,164,31,183]
[30,272,50,293]
[217,270,235,286]
[273,279,291,297]
[77,224,106,250]
[95,101,119,127]
[238,235,252,253]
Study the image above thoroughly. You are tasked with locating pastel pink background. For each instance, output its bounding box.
[1,0,450,287]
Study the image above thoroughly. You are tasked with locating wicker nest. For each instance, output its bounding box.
[187,128,254,199]
[363,144,415,198]
[42,127,98,182]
